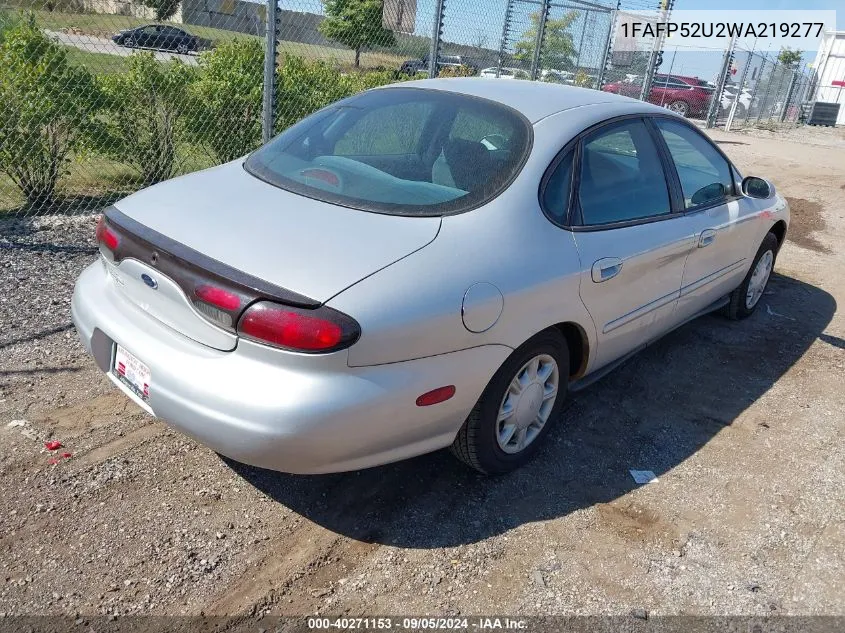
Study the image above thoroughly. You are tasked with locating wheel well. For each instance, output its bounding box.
[552,322,589,379]
[770,220,787,250]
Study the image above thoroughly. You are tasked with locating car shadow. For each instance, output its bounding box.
[224,273,835,548]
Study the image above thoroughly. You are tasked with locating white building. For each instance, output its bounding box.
[811,30,845,125]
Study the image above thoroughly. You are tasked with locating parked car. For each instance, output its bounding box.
[721,85,754,116]
[73,79,788,475]
[112,24,200,55]
[480,67,522,79]
[603,73,714,118]
[400,54,477,76]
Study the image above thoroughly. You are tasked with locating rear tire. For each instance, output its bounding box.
[450,330,568,474]
[724,232,779,320]
[669,100,690,117]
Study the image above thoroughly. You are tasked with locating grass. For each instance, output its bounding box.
[0,146,215,216]
[63,45,129,73]
[18,9,405,70]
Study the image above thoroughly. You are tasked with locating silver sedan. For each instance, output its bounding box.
[72,79,789,474]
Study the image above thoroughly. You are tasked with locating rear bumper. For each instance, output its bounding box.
[71,261,509,473]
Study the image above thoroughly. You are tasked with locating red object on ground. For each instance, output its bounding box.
[44,440,62,451]
[60,452,72,459]
[48,458,59,465]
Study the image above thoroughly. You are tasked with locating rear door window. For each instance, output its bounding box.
[577,119,672,226]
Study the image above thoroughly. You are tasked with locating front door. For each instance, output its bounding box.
[651,117,758,320]
[568,118,695,372]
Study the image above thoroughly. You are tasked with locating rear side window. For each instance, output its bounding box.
[654,118,733,208]
[244,88,532,216]
[541,151,574,224]
[577,119,671,226]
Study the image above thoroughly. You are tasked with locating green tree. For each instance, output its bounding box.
[319,0,396,68]
[0,15,99,209]
[99,53,194,185]
[187,39,264,163]
[777,47,802,69]
[514,10,577,71]
[142,0,180,21]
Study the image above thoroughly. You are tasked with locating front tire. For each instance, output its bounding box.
[451,330,569,474]
[725,232,778,320]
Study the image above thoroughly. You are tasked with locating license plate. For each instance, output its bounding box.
[113,344,151,402]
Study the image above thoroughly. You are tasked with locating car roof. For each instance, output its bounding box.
[380,78,666,123]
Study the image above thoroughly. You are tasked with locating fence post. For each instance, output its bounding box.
[530,0,551,81]
[497,0,514,78]
[262,0,278,144]
[705,35,736,128]
[755,61,778,125]
[639,0,674,102]
[596,2,620,91]
[429,0,446,78]
[725,50,751,131]
[779,71,799,122]
[573,10,589,70]
[743,54,766,126]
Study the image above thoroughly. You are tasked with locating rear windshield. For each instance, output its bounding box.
[244,87,532,216]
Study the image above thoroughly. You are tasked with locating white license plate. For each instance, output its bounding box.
[113,344,151,402]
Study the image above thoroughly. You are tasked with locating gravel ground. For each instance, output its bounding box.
[0,129,843,619]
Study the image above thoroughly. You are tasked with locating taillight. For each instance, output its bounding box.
[196,284,241,311]
[95,216,119,250]
[237,301,360,353]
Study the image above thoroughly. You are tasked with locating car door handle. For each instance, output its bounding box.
[698,229,716,248]
[591,257,623,283]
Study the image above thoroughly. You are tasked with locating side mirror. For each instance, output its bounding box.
[742,176,775,199]
[691,182,725,206]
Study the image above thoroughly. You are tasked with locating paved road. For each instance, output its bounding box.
[45,29,198,66]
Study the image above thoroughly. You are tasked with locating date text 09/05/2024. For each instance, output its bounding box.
[307,618,529,630]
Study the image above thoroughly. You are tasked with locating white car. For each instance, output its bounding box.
[480,67,520,79]
[721,86,753,115]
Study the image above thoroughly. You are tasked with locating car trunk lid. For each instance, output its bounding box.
[102,161,441,351]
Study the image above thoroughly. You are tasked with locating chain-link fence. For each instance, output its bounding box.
[0,0,828,220]
[700,45,814,132]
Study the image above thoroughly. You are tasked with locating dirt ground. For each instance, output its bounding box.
[1,126,844,619]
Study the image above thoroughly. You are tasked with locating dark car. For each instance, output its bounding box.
[112,24,200,55]
[602,74,714,118]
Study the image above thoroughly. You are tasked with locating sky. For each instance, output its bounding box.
[277,0,840,80]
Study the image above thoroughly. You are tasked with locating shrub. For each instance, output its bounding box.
[186,39,264,163]
[99,53,194,186]
[0,15,98,209]
[275,55,400,133]
[438,64,477,78]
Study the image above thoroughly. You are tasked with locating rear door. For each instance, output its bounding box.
[651,117,758,319]
[564,118,695,371]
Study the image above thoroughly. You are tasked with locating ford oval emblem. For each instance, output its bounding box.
[141,273,158,290]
